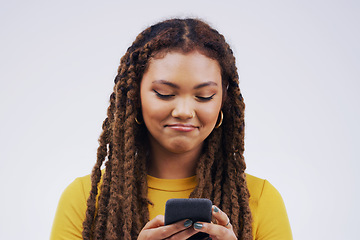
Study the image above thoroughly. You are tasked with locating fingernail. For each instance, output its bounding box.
[214,206,219,213]
[184,219,193,227]
[194,222,203,229]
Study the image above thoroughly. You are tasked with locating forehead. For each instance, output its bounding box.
[142,51,222,87]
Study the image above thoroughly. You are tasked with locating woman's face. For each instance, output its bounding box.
[140,50,223,154]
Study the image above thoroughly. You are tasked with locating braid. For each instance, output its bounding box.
[212,129,225,207]
[121,65,139,238]
[82,18,253,239]
[82,98,112,239]
[92,92,117,238]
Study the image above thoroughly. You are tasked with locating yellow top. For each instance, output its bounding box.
[51,173,292,240]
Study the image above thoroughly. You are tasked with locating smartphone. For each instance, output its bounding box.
[164,198,212,240]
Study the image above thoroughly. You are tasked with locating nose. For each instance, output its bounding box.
[171,98,195,119]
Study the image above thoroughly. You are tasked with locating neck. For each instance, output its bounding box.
[147,140,202,179]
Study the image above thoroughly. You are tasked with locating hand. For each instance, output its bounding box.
[137,215,197,240]
[192,206,237,240]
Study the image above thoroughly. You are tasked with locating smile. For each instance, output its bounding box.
[165,124,198,132]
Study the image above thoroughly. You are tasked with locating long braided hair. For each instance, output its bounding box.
[82,18,252,240]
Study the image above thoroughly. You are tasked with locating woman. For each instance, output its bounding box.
[51,18,292,240]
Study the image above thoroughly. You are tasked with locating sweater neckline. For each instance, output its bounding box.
[147,175,198,192]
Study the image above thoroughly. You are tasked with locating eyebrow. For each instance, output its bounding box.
[152,80,218,89]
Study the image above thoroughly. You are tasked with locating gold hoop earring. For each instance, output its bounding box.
[215,110,223,128]
[135,116,143,125]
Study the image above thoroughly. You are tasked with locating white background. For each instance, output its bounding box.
[0,0,359,239]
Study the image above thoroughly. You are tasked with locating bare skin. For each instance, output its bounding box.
[137,216,197,240]
[138,51,237,239]
[146,132,201,179]
[140,51,223,179]
[138,206,237,240]
[193,206,237,240]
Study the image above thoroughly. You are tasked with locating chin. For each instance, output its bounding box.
[166,144,193,154]
[165,140,201,154]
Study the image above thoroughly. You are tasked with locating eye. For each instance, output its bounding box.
[196,93,216,102]
[153,90,175,100]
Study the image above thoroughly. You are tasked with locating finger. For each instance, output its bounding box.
[193,222,236,240]
[142,215,165,229]
[167,226,198,240]
[212,206,232,229]
[146,218,194,239]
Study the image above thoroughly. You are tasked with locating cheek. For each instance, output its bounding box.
[197,102,222,126]
[141,95,169,122]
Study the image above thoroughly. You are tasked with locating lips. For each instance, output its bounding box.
[165,124,198,132]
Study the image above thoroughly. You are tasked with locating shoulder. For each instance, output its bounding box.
[245,173,266,201]
[50,174,92,240]
[60,174,93,203]
[245,173,281,202]
[74,174,92,196]
[245,173,293,239]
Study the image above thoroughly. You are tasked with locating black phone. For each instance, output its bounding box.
[164,198,212,240]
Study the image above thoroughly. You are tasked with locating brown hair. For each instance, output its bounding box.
[82,18,252,240]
